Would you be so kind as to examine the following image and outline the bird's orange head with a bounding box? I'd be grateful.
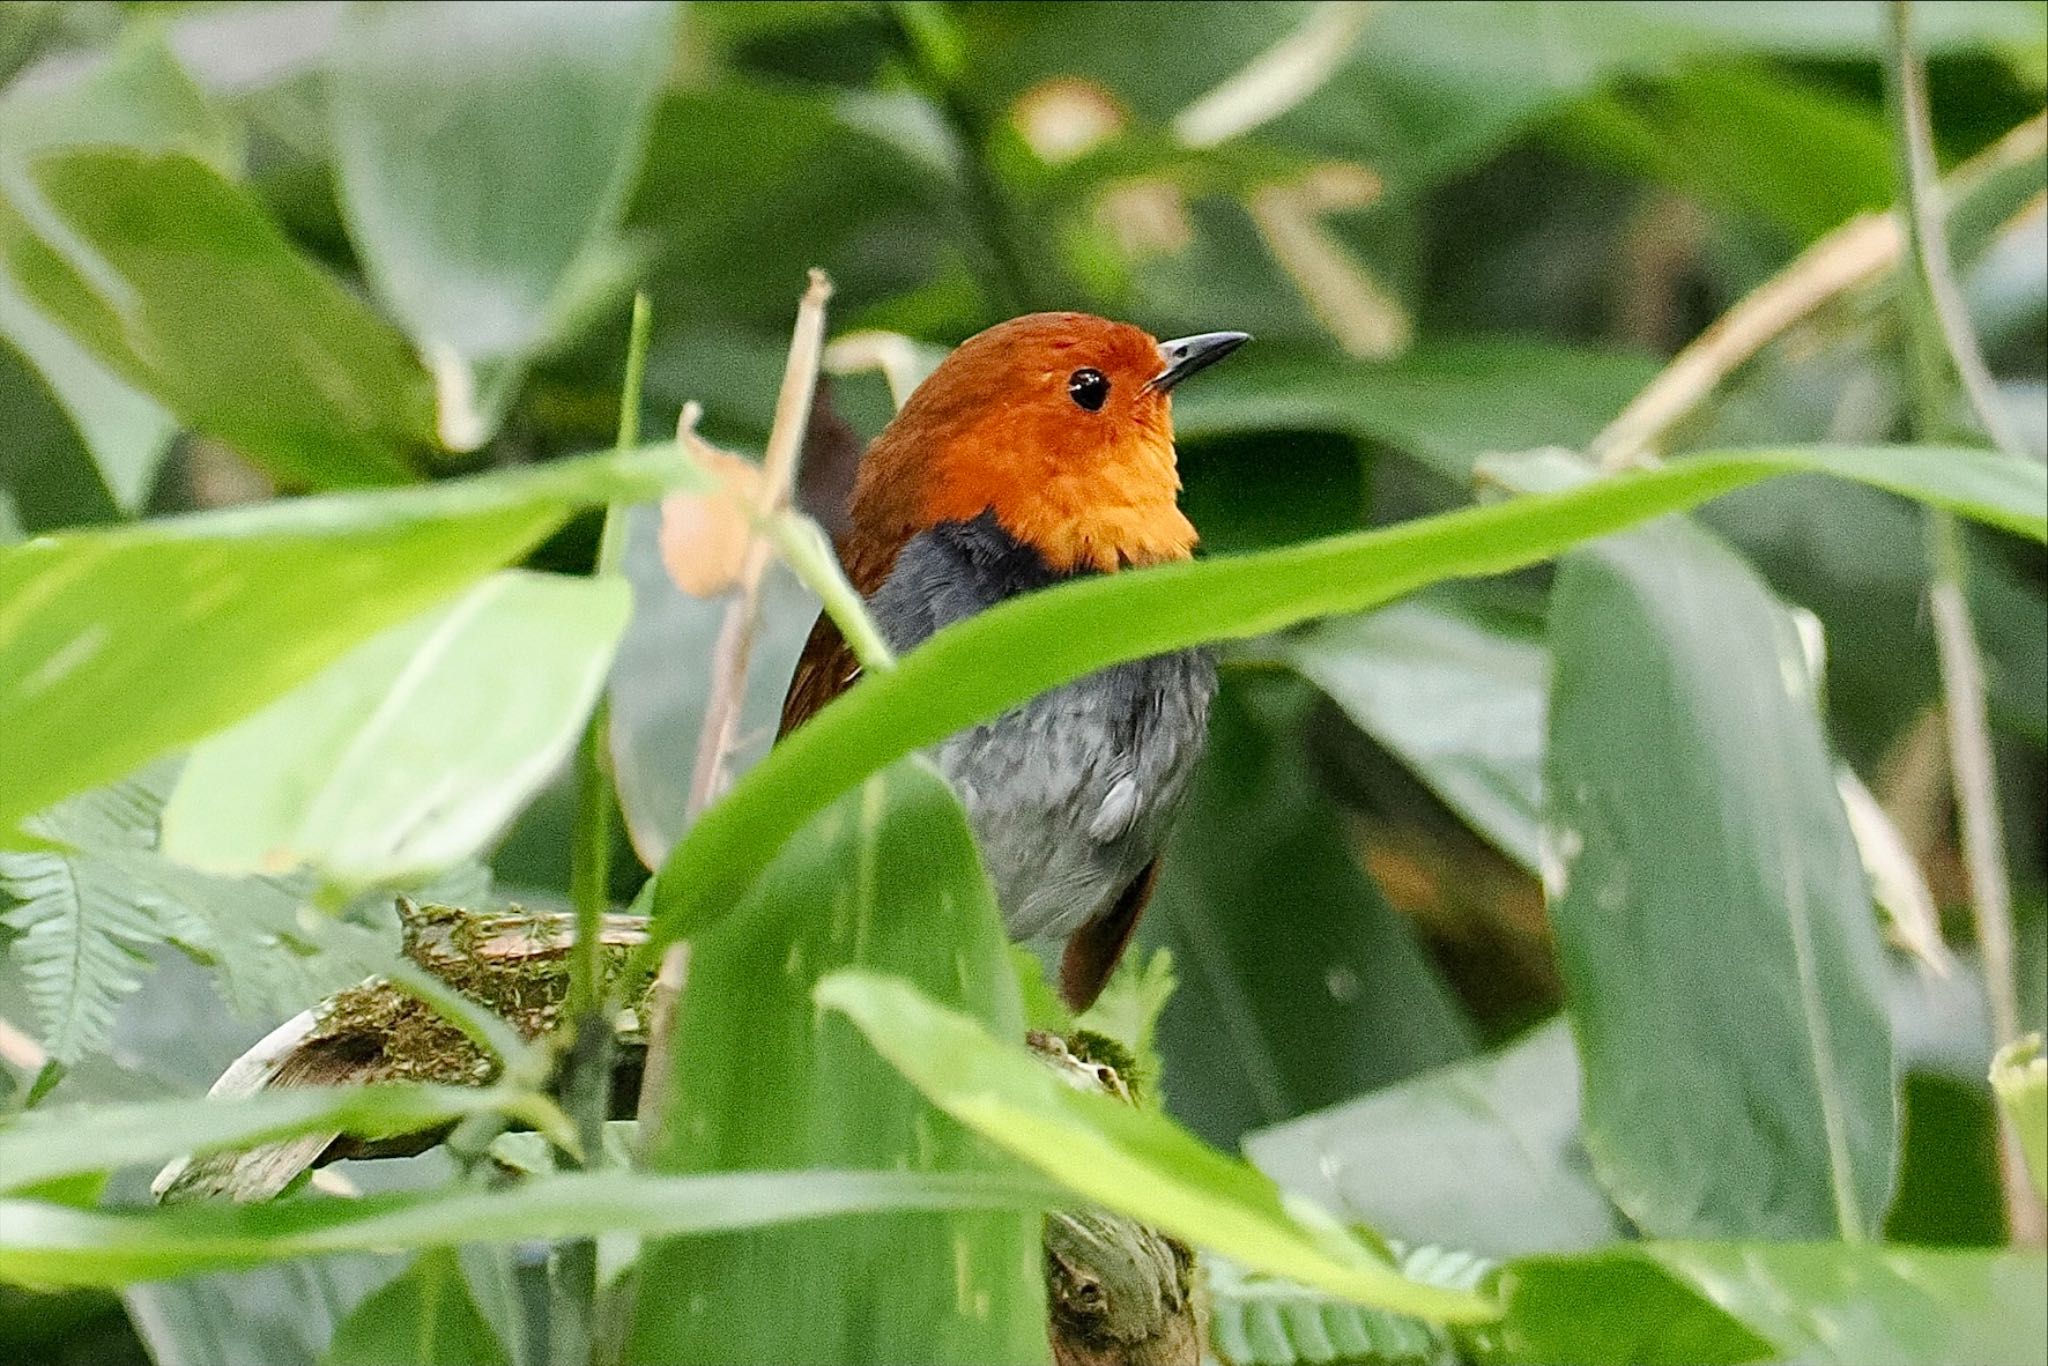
[844,312,1248,583]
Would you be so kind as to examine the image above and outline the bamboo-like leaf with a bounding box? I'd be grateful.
[817,970,1499,1324]
[0,1084,554,1195]
[652,445,2046,946]
[0,1170,1053,1288]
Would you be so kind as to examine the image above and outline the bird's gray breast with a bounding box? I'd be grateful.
[868,512,1216,945]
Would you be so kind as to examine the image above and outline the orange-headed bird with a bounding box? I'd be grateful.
[779,313,1248,1011]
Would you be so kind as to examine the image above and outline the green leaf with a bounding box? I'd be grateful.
[1267,592,1548,872]
[162,570,630,884]
[1173,341,1659,483]
[1991,1033,2047,1197]
[0,1169,1051,1288]
[0,444,691,842]
[629,760,1044,1365]
[1545,521,1895,1240]
[330,1,677,447]
[1245,1020,1625,1261]
[815,970,1498,1324]
[0,148,433,487]
[0,1083,550,1196]
[1496,1242,2048,1366]
[1148,676,1474,1149]
[0,31,233,517]
[325,1248,510,1366]
[652,445,2048,946]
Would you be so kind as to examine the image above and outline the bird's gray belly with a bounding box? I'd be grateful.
[933,649,1214,942]
[867,513,1216,946]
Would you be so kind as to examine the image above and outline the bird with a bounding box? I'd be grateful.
[778,312,1248,1011]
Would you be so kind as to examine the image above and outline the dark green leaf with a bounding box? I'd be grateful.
[629,760,1044,1365]
[1546,521,1895,1239]
[1150,675,1474,1149]
[1173,342,1658,483]
[0,445,692,841]
[1267,593,1548,872]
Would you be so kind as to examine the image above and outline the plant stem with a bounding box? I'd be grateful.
[1885,0,2041,1245]
[564,292,652,1156]
[633,271,835,1151]
[553,294,652,1366]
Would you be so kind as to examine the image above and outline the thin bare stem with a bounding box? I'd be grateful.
[1887,0,2040,1245]
[634,271,835,1148]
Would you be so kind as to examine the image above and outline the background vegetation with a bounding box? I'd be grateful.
[1,2,2045,1363]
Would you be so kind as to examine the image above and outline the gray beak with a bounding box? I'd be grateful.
[1147,330,1251,392]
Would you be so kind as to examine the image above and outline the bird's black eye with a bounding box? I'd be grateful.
[1067,367,1110,412]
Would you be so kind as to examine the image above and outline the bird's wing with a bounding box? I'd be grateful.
[777,611,863,738]
[1059,857,1161,1012]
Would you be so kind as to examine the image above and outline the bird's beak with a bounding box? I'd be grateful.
[1147,330,1251,393]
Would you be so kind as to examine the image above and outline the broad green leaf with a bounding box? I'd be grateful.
[163,571,630,884]
[0,148,433,487]
[0,32,234,517]
[0,444,691,842]
[816,970,1499,1324]
[1173,341,1658,483]
[330,1,677,447]
[1496,1242,2048,1366]
[1266,592,1548,872]
[1245,1020,1626,1261]
[629,760,1043,1365]
[325,1248,510,1366]
[0,1169,1051,1288]
[651,445,2048,946]
[1546,521,1895,1239]
[1149,676,1474,1149]
[0,1083,551,1195]
[1991,1033,2047,1197]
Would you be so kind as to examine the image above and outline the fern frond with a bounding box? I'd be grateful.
[0,768,191,1063]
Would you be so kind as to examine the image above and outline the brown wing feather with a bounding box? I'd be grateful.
[1059,858,1161,1012]
[777,612,863,739]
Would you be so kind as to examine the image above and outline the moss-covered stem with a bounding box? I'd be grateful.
[1886,0,2040,1246]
